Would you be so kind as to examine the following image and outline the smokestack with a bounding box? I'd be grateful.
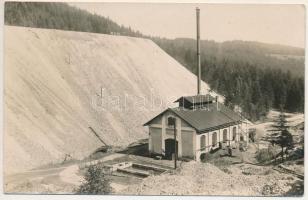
[196,7,201,95]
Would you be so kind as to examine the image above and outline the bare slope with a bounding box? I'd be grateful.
[4,26,216,174]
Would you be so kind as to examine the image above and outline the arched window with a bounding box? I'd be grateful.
[223,129,228,142]
[167,116,175,127]
[200,135,206,150]
[232,127,237,141]
[212,132,217,146]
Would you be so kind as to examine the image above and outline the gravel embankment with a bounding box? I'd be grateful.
[124,161,299,196]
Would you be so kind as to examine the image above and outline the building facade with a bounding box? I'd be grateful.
[144,95,249,161]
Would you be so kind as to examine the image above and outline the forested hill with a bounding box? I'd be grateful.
[153,38,305,120]
[154,38,304,77]
[4,2,143,37]
[5,2,305,121]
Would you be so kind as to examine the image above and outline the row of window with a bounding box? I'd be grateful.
[200,127,237,149]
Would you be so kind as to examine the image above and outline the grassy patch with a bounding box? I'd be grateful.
[256,148,276,163]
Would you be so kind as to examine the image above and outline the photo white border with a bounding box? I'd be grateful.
[0,0,307,200]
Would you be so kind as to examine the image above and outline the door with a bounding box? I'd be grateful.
[165,139,178,160]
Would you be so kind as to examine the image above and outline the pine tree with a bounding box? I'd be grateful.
[262,109,293,162]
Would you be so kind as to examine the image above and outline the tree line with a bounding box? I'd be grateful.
[5,2,143,37]
[5,2,305,121]
[153,38,304,121]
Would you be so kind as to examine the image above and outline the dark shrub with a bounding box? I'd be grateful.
[76,164,112,194]
[256,148,275,163]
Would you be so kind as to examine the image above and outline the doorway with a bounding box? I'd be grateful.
[164,139,178,160]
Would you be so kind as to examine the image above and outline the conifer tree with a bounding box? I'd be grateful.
[262,109,293,162]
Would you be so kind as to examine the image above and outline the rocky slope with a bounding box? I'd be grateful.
[4,26,217,174]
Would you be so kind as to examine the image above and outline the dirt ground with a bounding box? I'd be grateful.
[123,152,302,196]
[4,166,77,194]
[121,139,304,196]
[4,152,168,194]
[5,112,304,195]
[5,143,304,196]
[4,153,127,194]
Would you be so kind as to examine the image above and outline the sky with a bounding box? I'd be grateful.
[69,3,306,48]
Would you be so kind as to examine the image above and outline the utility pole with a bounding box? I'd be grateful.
[171,117,177,169]
[229,126,231,147]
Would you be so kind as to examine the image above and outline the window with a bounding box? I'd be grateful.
[167,116,175,126]
[200,135,206,150]
[212,132,217,146]
[223,129,228,142]
[232,127,237,141]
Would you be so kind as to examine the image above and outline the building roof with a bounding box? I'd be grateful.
[144,102,242,133]
[174,94,215,104]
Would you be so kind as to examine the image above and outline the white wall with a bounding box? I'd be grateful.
[149,127,162,154]
[148,111,195,158]
[195,124,241,161]
[149,113,246,161]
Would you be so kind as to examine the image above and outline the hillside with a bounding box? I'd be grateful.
[4,26,215,174]
[4,2,143,37]
[154,37,305,120]
[154,38,305,77]
[5,2,305,120]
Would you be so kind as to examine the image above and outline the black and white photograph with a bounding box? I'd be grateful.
[2,0,306,197]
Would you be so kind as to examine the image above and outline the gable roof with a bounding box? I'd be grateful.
[174,94,215,104]
[144,102,242,133]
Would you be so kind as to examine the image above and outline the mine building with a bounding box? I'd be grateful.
[144,8,248,161]
[144,94,249,161]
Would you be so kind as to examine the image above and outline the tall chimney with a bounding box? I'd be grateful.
[196,7,201,95]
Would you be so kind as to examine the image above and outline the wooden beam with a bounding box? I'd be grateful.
[89,126,108,146]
